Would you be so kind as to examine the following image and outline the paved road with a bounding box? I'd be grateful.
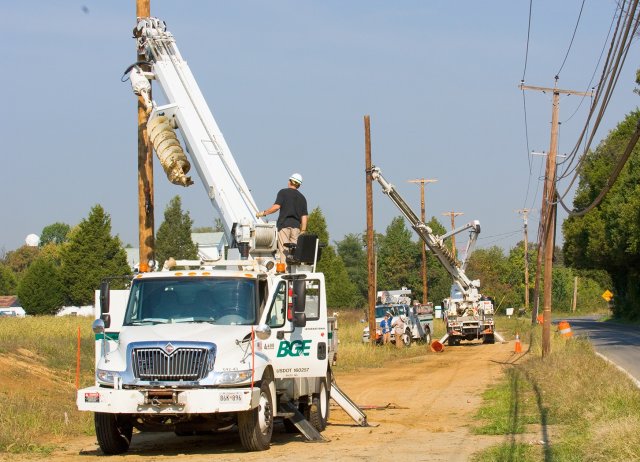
[562,316,640,386]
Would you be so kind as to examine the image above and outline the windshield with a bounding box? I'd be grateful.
[123,277,257,326]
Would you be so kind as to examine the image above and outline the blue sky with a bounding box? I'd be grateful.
[1,1,638,254]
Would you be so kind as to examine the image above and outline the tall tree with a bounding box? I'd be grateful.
[0,264,17,295]
[60,205,131,305]
[563,110,640,319]
[336,233,367,307]
[307,208,359,308]
[17,256,65,315]
[3,245,39,276]
[39,222,71,246]
[156,196,198,266]
[377,217,421,295]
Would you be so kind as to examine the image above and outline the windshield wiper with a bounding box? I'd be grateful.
[130,318,169,325]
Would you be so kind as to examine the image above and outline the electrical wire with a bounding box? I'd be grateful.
[522,0,533,82]
[559,117,640,216]
[556,0,639,199]
[556,0,586,78]
[560,7,618,125]
[520,0,534,208]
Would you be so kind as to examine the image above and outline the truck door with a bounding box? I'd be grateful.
[260,277,327,379]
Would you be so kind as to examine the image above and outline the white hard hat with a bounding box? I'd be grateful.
[289,173,303,185]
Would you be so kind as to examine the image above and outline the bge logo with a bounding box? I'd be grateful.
[277,340,312,357]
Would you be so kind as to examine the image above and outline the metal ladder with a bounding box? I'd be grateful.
[331,382,369,427]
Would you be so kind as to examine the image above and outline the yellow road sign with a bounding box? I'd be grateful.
[602,290,613,302]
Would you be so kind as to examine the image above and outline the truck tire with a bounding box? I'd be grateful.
[94,412,132,455]
[304,376,330,432]
[238,376,274,451]
[483,334,495,344]
[403,329,412,347]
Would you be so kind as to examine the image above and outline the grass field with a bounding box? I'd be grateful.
[1,311,636,460]
[471,322,640,462]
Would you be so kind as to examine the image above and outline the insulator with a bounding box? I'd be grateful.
[147,115,193,187]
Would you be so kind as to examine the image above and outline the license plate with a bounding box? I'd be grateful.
[219,392,242,403]
[85,392,100,403]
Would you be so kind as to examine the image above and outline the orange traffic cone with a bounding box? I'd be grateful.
[514,333,522,353]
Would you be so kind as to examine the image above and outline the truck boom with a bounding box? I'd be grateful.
[370,166,495,345]
[130,18,276,259]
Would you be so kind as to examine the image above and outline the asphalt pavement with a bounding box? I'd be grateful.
[561,315,640,387]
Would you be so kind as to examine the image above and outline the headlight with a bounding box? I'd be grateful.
[97,369,120,385]
[212,370,252,385]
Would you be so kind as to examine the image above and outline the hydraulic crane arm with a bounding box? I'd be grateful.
[370,166,480,299]
[128,18,276,259]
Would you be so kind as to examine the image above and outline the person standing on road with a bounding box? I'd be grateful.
[256,173,308,263]
[392,312,407,348]
[380,312,393,345]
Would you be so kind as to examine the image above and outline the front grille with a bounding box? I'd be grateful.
[132,347,211,381]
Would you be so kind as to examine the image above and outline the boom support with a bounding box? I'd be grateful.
[129,18,277,259]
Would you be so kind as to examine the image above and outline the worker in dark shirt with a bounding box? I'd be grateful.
[256,173,308,263]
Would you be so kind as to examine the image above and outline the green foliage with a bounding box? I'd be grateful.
[563,110,640,319]
[155,196,198,266]
[308,208,359,308]
[16,257,65,315]
[0,264,17,295]
[39,222,71,246]
[3,245,39,277]
[60,205,131,306]
[377,216,421,295]
[335,233,367,307]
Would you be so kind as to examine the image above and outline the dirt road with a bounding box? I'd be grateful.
[5,341,516,462]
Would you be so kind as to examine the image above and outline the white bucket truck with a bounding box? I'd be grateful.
[76,17,363,454]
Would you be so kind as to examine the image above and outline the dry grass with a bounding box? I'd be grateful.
[0,316,95,453]
[332,309,448,371]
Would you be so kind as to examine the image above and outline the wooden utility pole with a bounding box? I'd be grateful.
[408,178,438,304]
[137,0,155,272]
[364,116,377,345]
[516,209,531,312]
[442,211,464,260]
[520,80,592,357]
[572,277,578,312]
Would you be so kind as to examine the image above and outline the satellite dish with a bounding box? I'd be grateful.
[25,234,40,247]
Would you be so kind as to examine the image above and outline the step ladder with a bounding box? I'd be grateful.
[278,401,327,442]
[331,382,369,426]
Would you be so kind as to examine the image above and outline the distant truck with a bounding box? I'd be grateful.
[362,303,433,346]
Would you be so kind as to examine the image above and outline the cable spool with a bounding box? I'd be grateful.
[254,223,278,251]
[147,115,193,186]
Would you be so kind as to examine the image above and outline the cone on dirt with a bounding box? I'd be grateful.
[514,333,522,353]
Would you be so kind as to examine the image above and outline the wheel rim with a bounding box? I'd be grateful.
[319,382,328,420]
[258,390,273,435]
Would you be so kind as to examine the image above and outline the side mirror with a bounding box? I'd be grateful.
[92,318,106,335]
[99,281,110,313]
[255,324,271,340]
[293,280,306,313]
[293,312,307,328]
[101,314,111,329]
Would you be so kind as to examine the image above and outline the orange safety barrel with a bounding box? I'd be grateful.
[558,320,573,338]
[430,340,445,353]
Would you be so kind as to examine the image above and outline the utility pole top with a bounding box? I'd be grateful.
[407,178,438,185]
[519,82,593,98]
[515,208,534,226]
[442,211,464,218]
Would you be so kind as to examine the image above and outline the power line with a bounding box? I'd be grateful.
[556,0,640,196]
[556,0,586,78]
[522,0,534,81]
